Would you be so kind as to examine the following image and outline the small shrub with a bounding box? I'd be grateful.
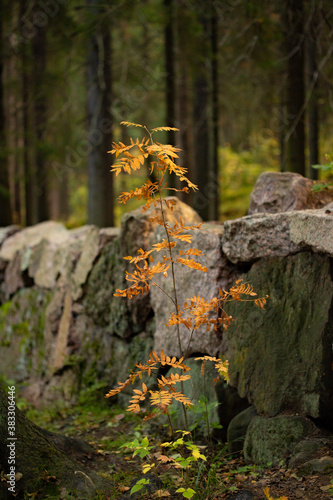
[105,122,268,496]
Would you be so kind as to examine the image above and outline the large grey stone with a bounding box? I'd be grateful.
[101,197,203,340]
[248,171,333,214]
[244,415,316,465]
[300,456,333,473]
[120,196,202,257]
[29,239,59,289]
[289,209,333,256]
[0,288,52,382]
[152,224,225,358]
[222,207,333,264]
[288,438,328,469]
[222,213,300,264]
[0,226,21,247]
[84,237,131,337]
[70,226,100,300]
[0,221,69,261]
[221,252,333,420]
[4,252,25,297]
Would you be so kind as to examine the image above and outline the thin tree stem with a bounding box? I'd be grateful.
[145,126,189,431]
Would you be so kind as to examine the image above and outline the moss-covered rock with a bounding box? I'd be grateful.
[244,415,316,465]
[0,387,113,499]
[84,237,134,337]
[222,252,333,421]
[0,288,51,382]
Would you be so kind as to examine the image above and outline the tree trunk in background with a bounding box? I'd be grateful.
[307,9,319,179]
[32,2,49,222]
[21,0,37,225]
[210,6,219,220]
[177,63,194,206]
[192,3,211,221]
[164,0,177,192]
[282,0,306,175]
[87,0,114,227]
[4,6,21,225]
[0,2,12,226]
[174,3,193,206]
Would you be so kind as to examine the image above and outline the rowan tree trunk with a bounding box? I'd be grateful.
[0,387,112,498]
[87,0,114,227]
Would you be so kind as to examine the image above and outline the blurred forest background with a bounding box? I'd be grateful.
[0,0,333,228]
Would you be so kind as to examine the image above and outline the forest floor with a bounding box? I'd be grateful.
[22,396,333,500]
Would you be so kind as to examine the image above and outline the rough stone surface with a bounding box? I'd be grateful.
[84,237,132,338]
[288,438,328,469]
[0,225,21,247]
[0,288,51,382]
[0,221,69,261]
[289,209,333,256]
[4,252,25,297]
[71,225,100,300]
[221,252,333,420]
[120,196,202,256]
[121,197,203,338]
[98,227,120,249]
[244,416,316,465]
[299,456,333,473]
[29,239,59,289]
[152,224,225,358]
[248,171,333,215]
[0,190,332,442]
[222,213,301,264]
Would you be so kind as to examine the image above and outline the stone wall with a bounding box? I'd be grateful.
[0,173,333,465]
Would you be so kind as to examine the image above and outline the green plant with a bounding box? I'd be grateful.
[312,154,333,192]
[106,121,268,496]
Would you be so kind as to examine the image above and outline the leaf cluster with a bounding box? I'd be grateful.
[107,122,268,435]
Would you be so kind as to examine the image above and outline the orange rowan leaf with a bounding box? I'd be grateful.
[156,454,173,463]
[150,390,173,407]
[177,257,207,272]
[151,126,179,132]
[151,350,160,362]
[121,121,144,128]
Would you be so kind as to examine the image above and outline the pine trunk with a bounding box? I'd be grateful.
[282,0,306,175]
[307,15,319,179]
[0,3,12,226]
[87,0,114,227]
[192,3,211,221]
[32,2,49,222]
[210,6,219,220]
